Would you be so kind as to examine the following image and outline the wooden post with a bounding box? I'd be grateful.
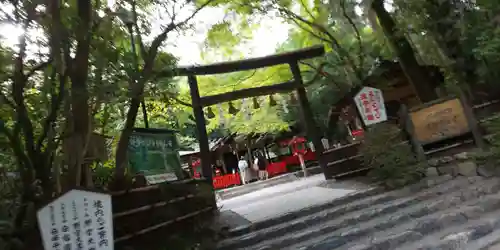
[234,150,240,162]
[289,61,327,177]
[246,136,255,179]
[188,155,194,177]
[188,75,212,181]
[458,94,487,150]
[399,104,426,161]
[298,154,307,177]
[246,136,253,163]
[219,152,228,174]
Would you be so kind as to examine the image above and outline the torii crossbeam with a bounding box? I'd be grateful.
[176,45,327,181]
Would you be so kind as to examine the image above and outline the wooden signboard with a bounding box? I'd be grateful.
[410,98,470,144]
[37,189,114,250]
[127,128,183,184]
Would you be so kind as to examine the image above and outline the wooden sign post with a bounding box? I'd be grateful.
[411,98,470,144]
[402,95,485,160]
[37,189,114,250]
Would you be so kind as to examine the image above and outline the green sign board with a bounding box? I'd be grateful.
[127,128,183,184]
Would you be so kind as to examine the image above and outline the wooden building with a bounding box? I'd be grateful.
[327,60,444,143]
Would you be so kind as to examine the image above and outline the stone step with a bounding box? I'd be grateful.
[247,177,500,250]
[224,185,385,238]
[449,216,500,250]
[392,209,500,250]
[217,175,455,249]
[481,241,500,250]
[335,192,500,250]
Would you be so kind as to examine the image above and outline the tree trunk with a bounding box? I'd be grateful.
[424,0,477,97]
[68,0,92,187]
[371,0,438,103]
[113,97,141,188]
[113,47,162,187]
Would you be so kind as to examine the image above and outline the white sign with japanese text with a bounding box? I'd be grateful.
[37,189,114,250]
[145,172,178,184]
[354,87,387,126]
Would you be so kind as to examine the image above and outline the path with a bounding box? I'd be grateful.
[216,175,500,250]
[215,174,373,234]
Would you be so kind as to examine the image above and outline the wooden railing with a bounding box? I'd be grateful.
[111,179,216,249]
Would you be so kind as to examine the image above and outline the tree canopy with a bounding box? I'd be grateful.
[1,0,500,247]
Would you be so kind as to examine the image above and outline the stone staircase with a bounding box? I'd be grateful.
[216,175,500,250]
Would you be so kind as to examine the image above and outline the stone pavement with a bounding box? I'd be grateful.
[214,174,374,241]
[216,172,300,200]
[218,175,367,221]
[223,186,354,222]
[216,175,500,250]
[216,165,327,201]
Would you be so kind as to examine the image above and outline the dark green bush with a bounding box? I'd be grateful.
[473,115,500,169]
[360,123,426,189]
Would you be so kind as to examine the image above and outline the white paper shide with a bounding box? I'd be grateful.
[354,86,387,126]
[37,190,114,250]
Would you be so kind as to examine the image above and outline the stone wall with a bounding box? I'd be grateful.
[425,151,491,178]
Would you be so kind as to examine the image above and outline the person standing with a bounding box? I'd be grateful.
[261,153,269,180]
[238,156,249,184]
[254,152,268,180]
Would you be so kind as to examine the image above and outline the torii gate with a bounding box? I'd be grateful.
[176,45,327,181]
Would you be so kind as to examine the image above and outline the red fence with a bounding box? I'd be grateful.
[212,173,241,189]
[282,151,317,165]
[211,161,290,190]
[267,161,287,177]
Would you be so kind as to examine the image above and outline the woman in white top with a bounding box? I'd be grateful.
[238,156,249,184]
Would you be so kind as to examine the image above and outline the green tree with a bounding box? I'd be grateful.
[199,0,389,137]
[0,0,214,243]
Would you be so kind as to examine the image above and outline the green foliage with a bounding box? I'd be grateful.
[92,161,115,189]
[2,0,500,247]
[0,171,20,248]
[0,172,19,221]
[0,0,210,244]
[473,116,500,169]
[393,0,500,91]
[361,123,425,188]
[172,64,294,135]
[198,0,399,139]
[204,22,245,57]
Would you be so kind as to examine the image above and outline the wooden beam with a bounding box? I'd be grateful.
[289,61,328,178]
[200,80,299,107]
[187,75,212,181]
[175,45,325,76]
